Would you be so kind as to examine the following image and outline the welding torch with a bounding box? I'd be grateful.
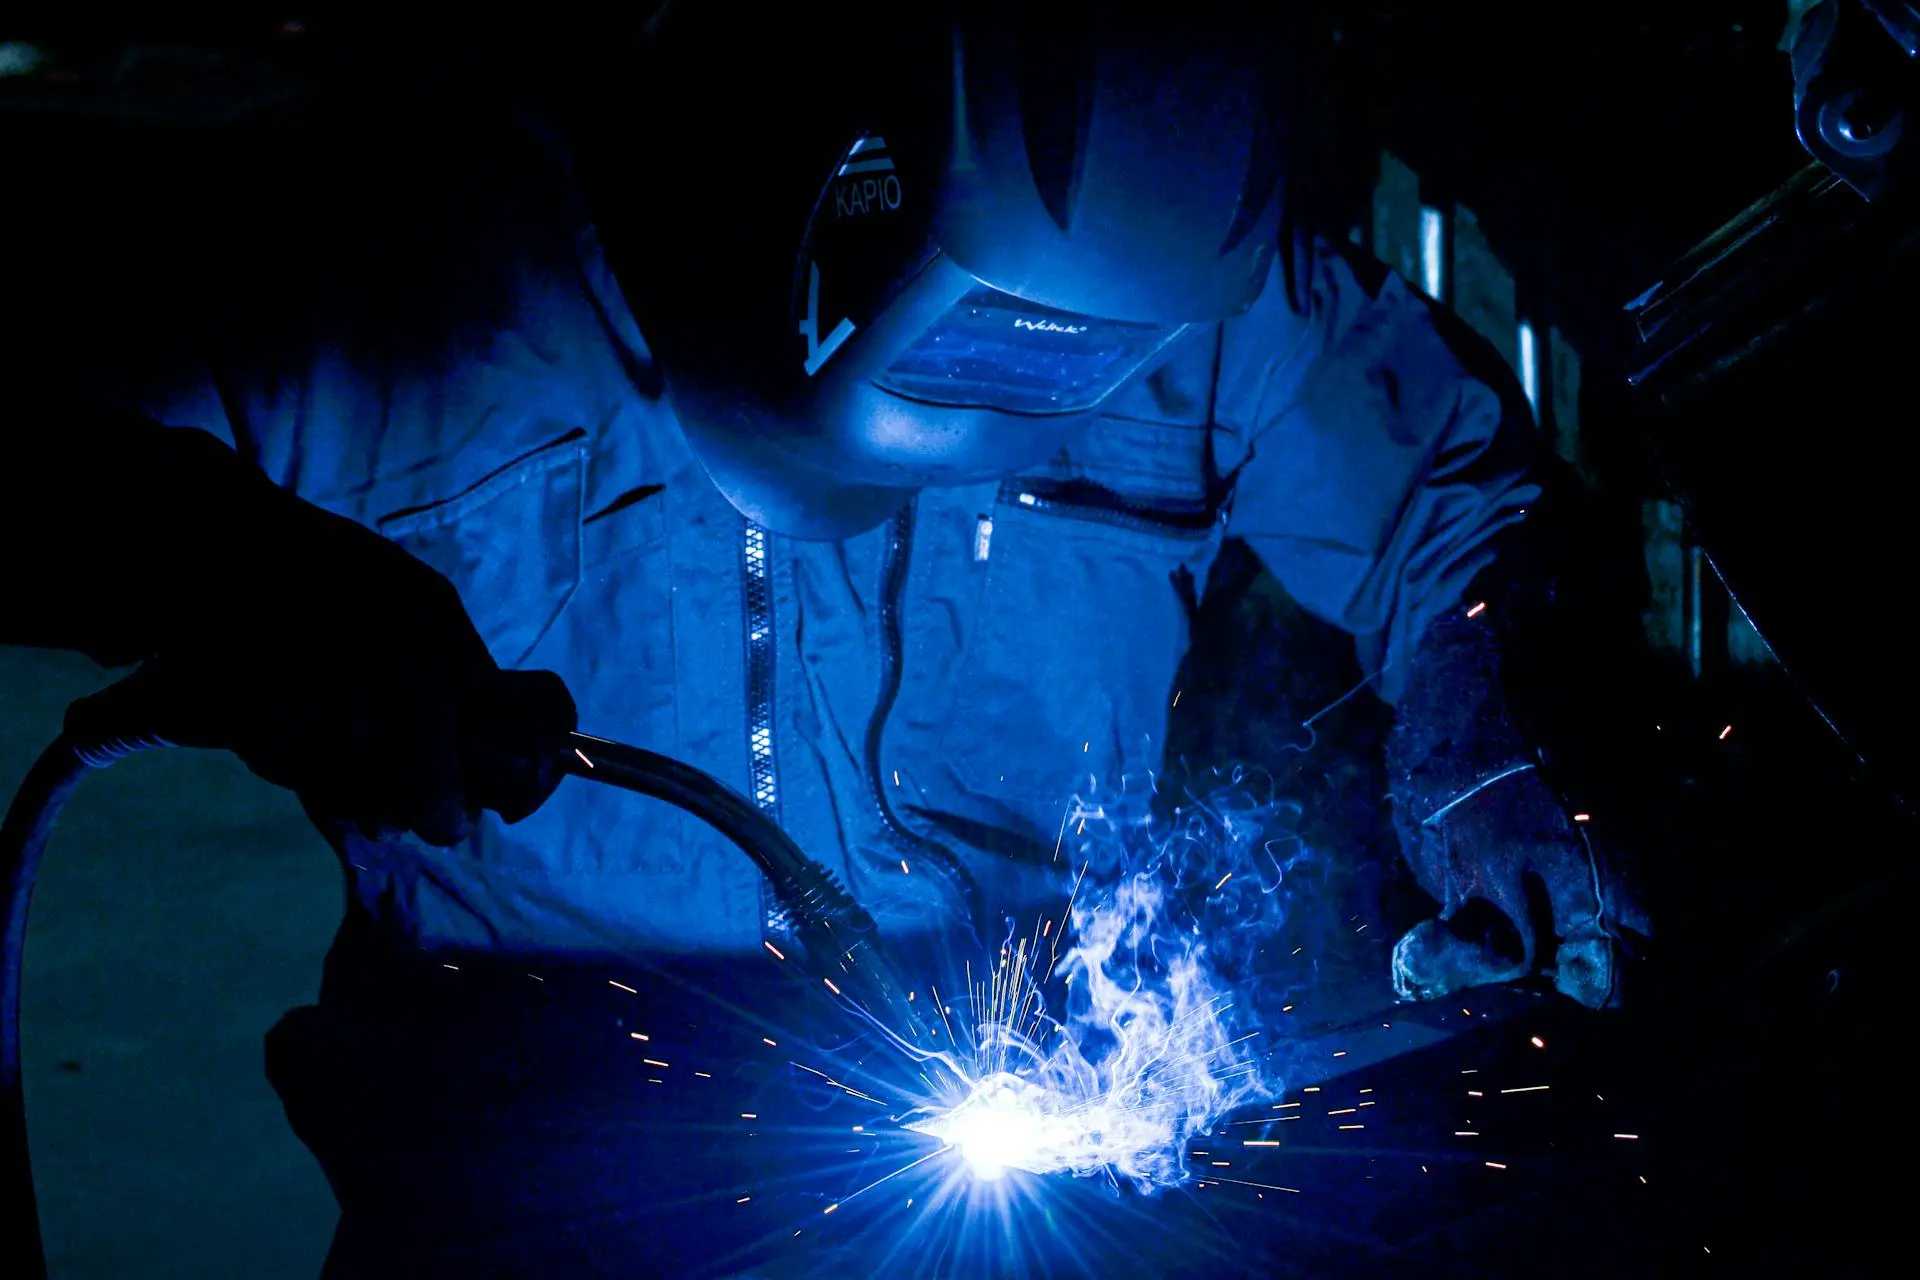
[559,731,942,1050]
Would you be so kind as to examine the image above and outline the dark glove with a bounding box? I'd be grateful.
[1387,574,1651,1010]
[31,405,577,846]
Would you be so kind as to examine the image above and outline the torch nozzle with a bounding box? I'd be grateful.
[561,732,942,1048]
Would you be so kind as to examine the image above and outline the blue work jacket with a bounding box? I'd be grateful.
[146,114,1536,967]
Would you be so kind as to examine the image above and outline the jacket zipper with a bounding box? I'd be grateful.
[1000,477,1223,539]
[867,503,982,933]
[741,519,789,939]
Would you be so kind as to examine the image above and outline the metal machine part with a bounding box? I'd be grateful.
[1627,158,1920,810]
[1793,0,1920,198]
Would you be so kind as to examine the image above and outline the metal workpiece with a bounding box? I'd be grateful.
[561,731,943,1049]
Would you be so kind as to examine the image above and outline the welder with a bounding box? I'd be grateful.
[5,3,1647,1274]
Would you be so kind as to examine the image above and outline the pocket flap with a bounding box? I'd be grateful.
[378,435,585,668]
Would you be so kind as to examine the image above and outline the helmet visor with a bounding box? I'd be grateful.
[872,284,1185,415]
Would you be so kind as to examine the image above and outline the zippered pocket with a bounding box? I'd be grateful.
[995,476,1222,542]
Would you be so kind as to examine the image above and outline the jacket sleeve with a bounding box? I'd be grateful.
[3,397,281,664]
[1217,240,1541,704]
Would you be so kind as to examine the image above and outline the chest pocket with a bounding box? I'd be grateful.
[377,433,587,670]
[934,471,1223,832]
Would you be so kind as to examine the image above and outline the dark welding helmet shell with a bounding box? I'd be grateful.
[930,9,1288,324]
[643,5,1288,542]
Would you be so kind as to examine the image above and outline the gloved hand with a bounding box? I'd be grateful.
[1387,587,1651,1010]
[30,407,577,846]
[1388,762,1648,1009]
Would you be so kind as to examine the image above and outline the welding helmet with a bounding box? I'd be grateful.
[637,4,1291,540]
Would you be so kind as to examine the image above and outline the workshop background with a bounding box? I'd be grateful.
[3,2,1905,1276]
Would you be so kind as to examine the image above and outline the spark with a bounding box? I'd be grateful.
[742,1113,758,1120]
[1210,1161,1231,1167]
[1501,1085,1550,1094]
[1466,600,1488,618]
[695,1071,712,1079]
[1485,1161,1507,1170]
[1337,1124,1364,1130]
[1173,689,1182,707]
[629,1033,650,1042]
[574,747,595,769]
[763,1037,778,1047]
[1332,1051,1347,1058]
[823,1204,838,1215]
[527,973,544,982]
[1530,1036,1546,1048]
[1213,872,1233,891]
[1614,1133,1640,1140]
[1573,813,1591,823]
[1327,1108,1357,1116]
[1358,1088,1372,1094]
[1274,1102,1299,1109]
[642,1058,669,1068]
[764,940,787,961]
[791,1060,888,1106]
[1303,1087,1320,1093]
[900,860,911,874]
[609,980,637,994]
[1455,1131,1480,1137]
[824,978,842,996]
[1243,1140,1280,1147]
[736,1196,751,1204]
[1468,1090,1484,1097]
[1206,1175,1301,1194]
[442,964,459,971]
[1358,1101,1375,1108]
[1719,724,1733,740]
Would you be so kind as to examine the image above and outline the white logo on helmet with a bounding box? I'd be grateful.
[834,136,902,219]
[1013,318,1088,335]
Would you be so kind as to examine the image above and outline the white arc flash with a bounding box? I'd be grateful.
[902,771,1309,1192]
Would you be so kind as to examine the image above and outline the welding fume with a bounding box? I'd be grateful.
[2,4,1654,1276]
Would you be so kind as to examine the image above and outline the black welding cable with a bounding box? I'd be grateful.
[1,736,92,1280]
[2,726,170,1280]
